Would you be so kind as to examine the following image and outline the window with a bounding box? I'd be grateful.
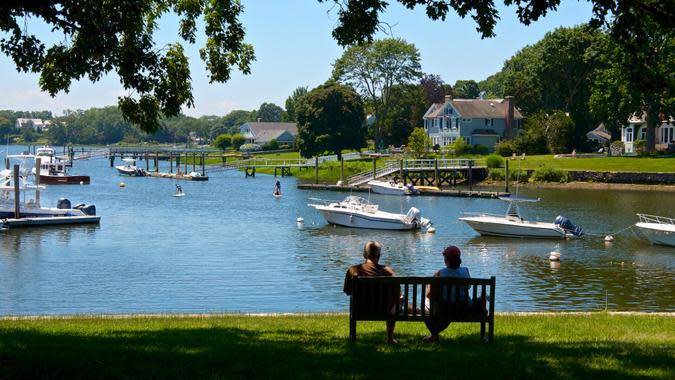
[639,127,647,140]
[625,127,633,143]
[462,118,472,123]
[484,119,493,127]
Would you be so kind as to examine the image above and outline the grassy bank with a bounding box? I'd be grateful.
[506,155,675,172]
[0,313,672,379]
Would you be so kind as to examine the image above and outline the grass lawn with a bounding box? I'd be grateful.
[0,313,672,379]
[511,155,675,173]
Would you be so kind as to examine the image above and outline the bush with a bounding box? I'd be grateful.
[213,134,232,151]
[231,134,247,149]
[634,139,646,156]
[262,139,279,151]
[531,166,569,183]
[486,154,504,168]
[508,168,530,182]
[487,168,505,181]
[453,137,471,156]
[239,143,262,152]
[473,144,489,155]
[495,140,517,157]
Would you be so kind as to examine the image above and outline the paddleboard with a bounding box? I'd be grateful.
[173,193,186,197]
[273,193,281,198]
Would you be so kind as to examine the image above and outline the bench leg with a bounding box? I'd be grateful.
[349,317,356,342]
[480,320,486,343]
[488,318,494,344]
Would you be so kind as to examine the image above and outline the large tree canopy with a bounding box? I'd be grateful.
[296,81,366,159]
[332,38,421,148]
[0,0,255,133]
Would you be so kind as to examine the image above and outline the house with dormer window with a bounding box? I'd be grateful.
[422,95,523,151]
[621,114,675,153]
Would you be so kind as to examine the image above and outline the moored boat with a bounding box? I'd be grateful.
[116,158,146,176]
[367,180,417,195]
[308,195,431,230]
[32,146,90,184]
[459,196,583,239]
[635,214,675,247]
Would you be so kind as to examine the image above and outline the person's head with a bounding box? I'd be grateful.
[442,245,462,269]
[363,240,382,262]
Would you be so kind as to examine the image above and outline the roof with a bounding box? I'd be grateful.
[628,112,675,124]
[254,129,295,144]
[451,99,523,119]
[587,123,611,140]
[243,122,298,136]
[423,99,523,120]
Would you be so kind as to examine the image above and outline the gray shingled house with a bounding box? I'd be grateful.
[240,122,298,146]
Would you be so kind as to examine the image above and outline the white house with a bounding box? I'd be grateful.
[422,95,523,151]
[15,118,50,132]
[621,114,675,153]
[240,122,298,145]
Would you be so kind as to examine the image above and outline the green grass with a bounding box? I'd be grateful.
[514,155,675,173]
[0,313,672,379]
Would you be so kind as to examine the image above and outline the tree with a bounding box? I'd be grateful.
[382,84,426,146]
[420,74,453,107]
[1,1,255,133]
[230,134,246,149]
[332,38,421,148]
[407,127,430,158]
[0,116,12,140]
[296,81,366,159]
[214,134,232,151]
[255,103,283,122]
[545,112,576,154]
[283,87,308,122]
[453,80,480,99]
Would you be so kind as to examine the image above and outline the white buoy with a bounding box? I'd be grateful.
[427,227,436,233]
[296,217,304,223]
[119,182,126,188]
[549,251,561,261]
[604,235,614,242]
[79,181,84,185]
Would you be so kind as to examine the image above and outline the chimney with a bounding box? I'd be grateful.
[444,94,453,102]
[504,96,514,139]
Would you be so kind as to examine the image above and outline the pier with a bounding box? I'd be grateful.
[297,183,507,198]
[109,147,216,181]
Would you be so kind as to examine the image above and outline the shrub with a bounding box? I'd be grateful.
[486,154,504,168]
[486,168,505,181]
[495,140,517,157]
[214,134,232,151]
[473,144,488,155]
[508,168,530,182]
[453,137,470,156]
[531,166,569,183]
[262,139,279,151]
[239,143,262,152]
[634,139,646,156]
[231,134,247,149]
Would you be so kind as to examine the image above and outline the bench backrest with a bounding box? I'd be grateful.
[350,276,495,322]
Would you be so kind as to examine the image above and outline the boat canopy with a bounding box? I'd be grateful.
[342,195,372,205]
[122,158,136,164]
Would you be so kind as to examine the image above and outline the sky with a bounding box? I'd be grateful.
[0,0,595,117]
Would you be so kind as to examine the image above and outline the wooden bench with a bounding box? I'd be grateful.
[349,276,495,343]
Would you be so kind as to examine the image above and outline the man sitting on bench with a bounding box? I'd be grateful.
[423,245,471,343]
[344,240,399,344]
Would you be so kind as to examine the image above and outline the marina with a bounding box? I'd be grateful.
[0,145,673,316]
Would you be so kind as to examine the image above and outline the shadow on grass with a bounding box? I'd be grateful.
[0,327,670,379]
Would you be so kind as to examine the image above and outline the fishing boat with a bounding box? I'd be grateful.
[115,158,146,176]
[634,214,675,247]
[459,196,583,239]
[0,168,99,222]
[32,146,90,184]
[367,180,417,195]
[308,195,432,231]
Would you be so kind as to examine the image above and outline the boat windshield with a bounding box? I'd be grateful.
[341,196,372,206]
[498,196,540,203]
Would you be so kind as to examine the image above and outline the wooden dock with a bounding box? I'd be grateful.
[2,215,101,228]
[145,172,209,181]
[297,184,508,198]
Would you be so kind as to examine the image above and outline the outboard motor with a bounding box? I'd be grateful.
[74,204,96,216]
[57,198,71,209]
[554,215,583,237]
[404,207,422,225]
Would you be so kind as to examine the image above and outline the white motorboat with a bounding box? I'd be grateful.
[635,214,675,247]
[116,158,146,176]
[32,146,90,184]
[308,195,432,230]
[459,196,583,239]
[367,180,417,195]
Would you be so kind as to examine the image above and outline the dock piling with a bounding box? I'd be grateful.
[314,156,319,184]
[35,158,41,207]
[13,165,20,219]
[340,157,344,184]
[505,160,509,193]
[468,160,473,191]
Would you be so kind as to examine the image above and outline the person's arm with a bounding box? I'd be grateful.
[343,268,354,295]
[427,271,440,298]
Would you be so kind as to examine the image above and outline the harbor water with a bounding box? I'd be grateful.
[1,146,673,315]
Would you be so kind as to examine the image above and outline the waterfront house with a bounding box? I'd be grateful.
[422,95,523,151]
[240,122,298,146]
[586,123,612,146]
[15,118,50,132]
[621,114,675,153]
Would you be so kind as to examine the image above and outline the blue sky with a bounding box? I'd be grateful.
[0,0,594,116]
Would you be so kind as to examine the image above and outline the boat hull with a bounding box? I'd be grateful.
[635,223,675,247]
[368,181,410,195]
[459,216,565,238]
[116,166,145,176]
[314,207,416,230]
[38,174,90,184]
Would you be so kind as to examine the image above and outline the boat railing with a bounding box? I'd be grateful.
[637,214,675,225]
[460,211,505,218]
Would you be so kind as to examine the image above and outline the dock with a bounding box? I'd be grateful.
[145,172,209,181]
[297,184,508,198]
[2,215,101,228]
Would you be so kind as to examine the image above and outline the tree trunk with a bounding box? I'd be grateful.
[645,103,658,153]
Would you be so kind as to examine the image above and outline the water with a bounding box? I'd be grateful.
[1,146,673,315]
